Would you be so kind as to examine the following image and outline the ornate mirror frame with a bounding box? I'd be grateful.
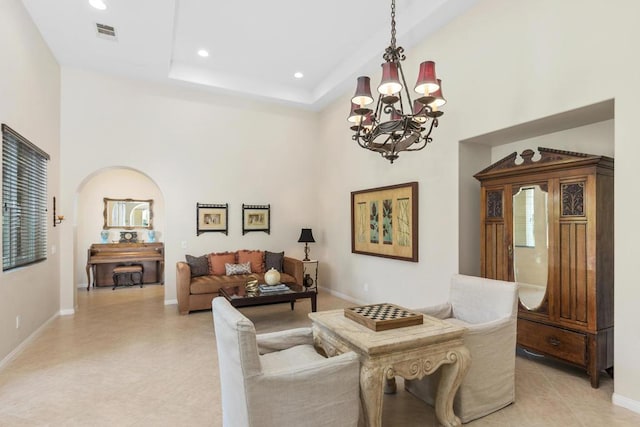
[103,198,154,230]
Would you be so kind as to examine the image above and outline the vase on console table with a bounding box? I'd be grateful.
[147,230,156,243]
[100,230,109,244]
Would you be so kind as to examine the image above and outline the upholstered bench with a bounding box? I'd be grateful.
[112,265,143,290]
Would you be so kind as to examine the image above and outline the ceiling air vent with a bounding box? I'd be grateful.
[95,23,117,40]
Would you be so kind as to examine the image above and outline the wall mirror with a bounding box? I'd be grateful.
[512,184,548,310]
[103,198,153,229]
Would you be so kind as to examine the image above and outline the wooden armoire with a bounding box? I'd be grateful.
[474,147,614,388]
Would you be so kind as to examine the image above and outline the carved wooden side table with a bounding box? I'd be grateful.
[309,309,470,427]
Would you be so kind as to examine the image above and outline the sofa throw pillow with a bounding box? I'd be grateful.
[237,250,265,273]
[208,252,237,275]
[265,251,284,272]
[225,262,252,276]
[185,254,209,277]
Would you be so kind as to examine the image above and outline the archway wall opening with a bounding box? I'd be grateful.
[74,167,165,290]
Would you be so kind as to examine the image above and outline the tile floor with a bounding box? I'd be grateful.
[0,285,639,426]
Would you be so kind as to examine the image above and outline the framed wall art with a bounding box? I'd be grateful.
[242,204,270,235]
[351,182,418,262]
[196,203,228,236]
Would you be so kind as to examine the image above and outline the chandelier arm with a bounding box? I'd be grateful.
[406,119,438,151]
[405,139,429,152]
[373,96,383,123]
[353,128,369,149]
[397,61,414,110]
[396,92,405,115]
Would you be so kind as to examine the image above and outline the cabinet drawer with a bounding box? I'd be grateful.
[518,319,586,366]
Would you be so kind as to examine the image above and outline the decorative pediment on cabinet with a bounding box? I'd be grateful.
[474,147,613,180]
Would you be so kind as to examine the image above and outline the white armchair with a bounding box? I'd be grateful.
[212,297,361,427]
[405,274,518,423]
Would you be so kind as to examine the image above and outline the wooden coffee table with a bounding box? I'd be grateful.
[219,284,317,312]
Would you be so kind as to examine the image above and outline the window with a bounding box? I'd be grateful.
[2,124,50,271]
[513,187,535,248]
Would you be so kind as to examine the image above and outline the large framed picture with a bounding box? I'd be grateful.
[351,182,418,262]
[196,203,228,236]
[242,204,270,235]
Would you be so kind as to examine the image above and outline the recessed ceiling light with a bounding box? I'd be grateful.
[89,0,107,11]
[197,49,209,58]
[294,72,304,79]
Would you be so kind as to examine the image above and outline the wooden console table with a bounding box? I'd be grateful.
[309,309,470,427]
[86,243,164,290]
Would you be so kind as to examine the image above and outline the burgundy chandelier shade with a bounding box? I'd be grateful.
[348,0,447,164]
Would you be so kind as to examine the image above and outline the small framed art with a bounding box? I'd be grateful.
[242,204,270,235]
[196,203,228,236]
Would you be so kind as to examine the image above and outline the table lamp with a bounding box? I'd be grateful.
[297,228,315,261]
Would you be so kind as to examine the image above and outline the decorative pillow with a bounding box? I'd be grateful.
[225,262,252,276]
[185,254,209,277]
[208,252,237,275]
[237,250,265,273]
[265,251,284,272]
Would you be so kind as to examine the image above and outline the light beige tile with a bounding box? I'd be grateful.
[0,286,638,426]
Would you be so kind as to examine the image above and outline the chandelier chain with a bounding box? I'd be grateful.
[390,0,396,49]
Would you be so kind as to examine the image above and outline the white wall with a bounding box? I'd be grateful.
[317,0,639,409]
[75,168,165,287]
[491,120,614,161]
[0,0,61,362]
[59,69,320,306]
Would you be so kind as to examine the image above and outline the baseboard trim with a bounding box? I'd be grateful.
[320,287,366,306]
[613,393,640,414]
[164,298,178,306]
[59,308,75,316]
[0,312,59,371]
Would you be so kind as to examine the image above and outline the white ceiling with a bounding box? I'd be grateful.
[21,0,476,110]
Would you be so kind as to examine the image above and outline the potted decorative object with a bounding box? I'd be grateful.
[100,230,109,244]
[245,278,258,293]
[264,268,281,285]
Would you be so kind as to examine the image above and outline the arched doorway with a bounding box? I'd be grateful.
[73,167,165,301]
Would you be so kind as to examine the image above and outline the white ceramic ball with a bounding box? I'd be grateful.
[264,268,281,285]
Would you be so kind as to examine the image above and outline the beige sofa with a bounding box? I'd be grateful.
[176,255,303,314]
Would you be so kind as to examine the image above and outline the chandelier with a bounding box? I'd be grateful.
[348,0,446,164]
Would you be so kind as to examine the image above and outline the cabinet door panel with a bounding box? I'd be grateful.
[481,187,510,281]
[559,222,588,325]
[483,223,509,280]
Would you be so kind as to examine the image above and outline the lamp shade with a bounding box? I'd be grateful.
[348,102,363,130]
[412,100,427,123]
[378,62,402,95]
[298,228,315,243]
[352,76,374,108]
[428,79,447,108]
[414,61,440,95]
[361,112,373,131]
[390,109,403,121]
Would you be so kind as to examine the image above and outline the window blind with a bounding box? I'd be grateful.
[2,124,50,271]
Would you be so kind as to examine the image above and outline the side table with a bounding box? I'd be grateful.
[302,259,319,292]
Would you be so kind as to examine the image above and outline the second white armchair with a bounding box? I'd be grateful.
[405,274,519,423]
